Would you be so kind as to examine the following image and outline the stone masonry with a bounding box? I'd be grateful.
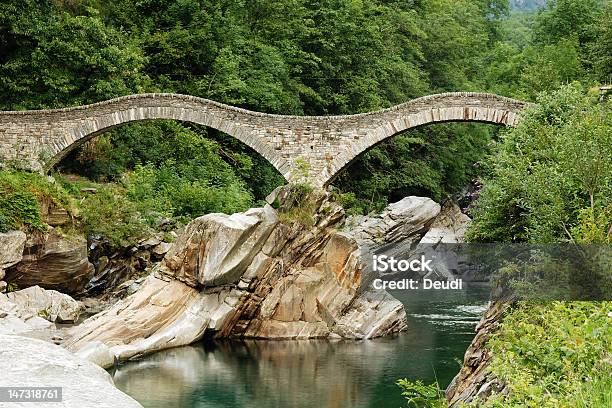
[0,92,527,187]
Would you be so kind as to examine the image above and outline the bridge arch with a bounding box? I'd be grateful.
[46,96,287,172]
[0,92,528,187]
[322,92,527,186]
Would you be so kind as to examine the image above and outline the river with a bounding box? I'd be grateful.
[109,284,489,408]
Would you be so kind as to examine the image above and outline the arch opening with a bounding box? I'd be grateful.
[330,120,509,214]
[54,119,285,223]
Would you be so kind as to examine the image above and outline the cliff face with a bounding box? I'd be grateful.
[65,187,408,367]
[445,302,510,407]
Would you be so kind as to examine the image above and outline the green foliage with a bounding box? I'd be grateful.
[336,123,494,214]
[533,0,602,48]
[572,205,612,244]
[124,161,253,223]
[0,171,76,232]
[0,0,149,110]
[2,0,609,217]
[5,282,19,293]
[80,184,151,248]
[591,2,612,81]
[0,212,9,233]
[479,302,612,408]
[493,246,612,301]
[468,85,612,243]
[482,0,610,99]
[333,191,364,216]
[2,0,518,213]
[59,120,281,204]
[396,378,448,408]
[0,192,46,232]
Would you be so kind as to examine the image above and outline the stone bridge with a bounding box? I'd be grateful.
[0,92,527,187]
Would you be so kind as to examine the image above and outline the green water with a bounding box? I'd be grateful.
[110,284,489,408]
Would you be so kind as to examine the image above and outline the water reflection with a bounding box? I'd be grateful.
[112,338,406,408]
[111,285,489,408]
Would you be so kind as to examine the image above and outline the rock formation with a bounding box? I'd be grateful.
[85,233,174,297]
[0,335,142,408]
[345,198,471,281]
[0,230,26,292]
[0,285,82,339]
[445,302,510,407]
[65,188,408,368]
[419,201,471,244]
[4,228,94,295]
[344,196,441,246]
[6,285,82,323]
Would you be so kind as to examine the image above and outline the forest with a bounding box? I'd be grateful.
[0,1,611,407]
[1,1,610,228]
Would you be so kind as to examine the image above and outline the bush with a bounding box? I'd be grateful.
[124,161,253,223]
[333,191,364,216]
[0,191,46,232]
[468,85,612,243]
[80,185,151,247]
[480,302,612,408]
[0,171,76,232]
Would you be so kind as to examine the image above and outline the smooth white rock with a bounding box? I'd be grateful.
[0,334,142,408]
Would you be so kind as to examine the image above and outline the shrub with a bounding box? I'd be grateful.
[80,185,151,247]
[468,85,612,243]
[0,171,76,232]
[124,161,253,223]
[396,379,447,408]
[481,302,612,408]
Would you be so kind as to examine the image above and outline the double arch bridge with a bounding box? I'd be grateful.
[0,92,527,187]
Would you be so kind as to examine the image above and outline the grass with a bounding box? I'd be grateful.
[276,183,319,228]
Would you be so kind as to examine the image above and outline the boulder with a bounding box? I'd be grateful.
[0,335,142,408]
[0,230,27,273]
[345,196,441,246]
[419,201,471,244]
[162,206,279,287]
[152,242,172,257]
[409,201,472,280]
[66,275,241,368]
[7,285,82,323]
[5,229,94,295]
[0,285,83,339]
[240,231,406,339]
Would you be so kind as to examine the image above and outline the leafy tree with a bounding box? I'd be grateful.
[0,0,149,110]
[468,84,612,243]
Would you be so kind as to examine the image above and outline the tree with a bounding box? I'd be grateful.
[0,1,149,110]
[468,84,612,243]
